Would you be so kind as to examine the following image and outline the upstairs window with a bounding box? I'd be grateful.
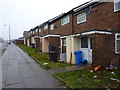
[36,28,38,32]
[44,24,48,30]
[50,24,55,30]
[114,0,120,12]
[39,28,41,32]
[115,33,120,54]
[77,12,86,24]
[61,15,70,26]
[33,31,35,34]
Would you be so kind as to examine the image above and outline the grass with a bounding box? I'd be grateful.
[17,44,69,69]
[52,68,120,88]
[17,45,120,88]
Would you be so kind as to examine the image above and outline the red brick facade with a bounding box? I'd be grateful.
[73,2,119,34]
[15,40,24,45]
[23,2,120,67]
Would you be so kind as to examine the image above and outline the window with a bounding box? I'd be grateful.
[114,0,120,12]
[62,38,66,46]
[61,15,70,26]
[77,12,86,24]
[44,24,48,30]
[81,37,88,48]
[115,33,120,54]
[50,24,55,30]
[36,28,38,32]
[39,28,41,32]
[33,31,35,34]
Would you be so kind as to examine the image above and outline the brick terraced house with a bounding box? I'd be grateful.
[23,0,120,67]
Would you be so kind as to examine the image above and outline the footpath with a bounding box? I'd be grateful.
[1,44,60,88]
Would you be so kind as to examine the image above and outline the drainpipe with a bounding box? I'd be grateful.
[47,23,50,52]
[69,11,74,64]
[71,11,74,34]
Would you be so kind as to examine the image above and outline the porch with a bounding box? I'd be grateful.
[60,29,113,66]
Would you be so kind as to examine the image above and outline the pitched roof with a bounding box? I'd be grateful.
[23,31,29,35]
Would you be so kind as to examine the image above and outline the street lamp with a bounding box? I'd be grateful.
[4,25,11,44]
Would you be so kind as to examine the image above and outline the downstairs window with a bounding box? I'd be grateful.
[115,33,120,54]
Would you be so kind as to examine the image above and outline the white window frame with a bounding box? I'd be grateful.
[115,33,120,54]
[36,28,38,32]
[39,28,41,32]
[61,15,70,26]
[114,0,120,12]
[44,24,48,30]
[50,24,55,30]
[33,31,35,34]
[77,12,86,24]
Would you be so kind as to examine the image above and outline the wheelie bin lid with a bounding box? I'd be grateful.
[49,51,56,54]
[74,51,82,54]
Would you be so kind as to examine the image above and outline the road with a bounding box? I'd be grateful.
[1,44,60,88]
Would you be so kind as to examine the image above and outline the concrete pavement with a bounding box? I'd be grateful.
[1,44,60,88]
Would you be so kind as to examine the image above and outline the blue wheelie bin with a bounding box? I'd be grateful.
[74,51,82,65]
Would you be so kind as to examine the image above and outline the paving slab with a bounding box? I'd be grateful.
[23,76,45,88]
[5,70,23,85]
[5,83,25,88]
[48,64,91,74]
[21,69,36,79]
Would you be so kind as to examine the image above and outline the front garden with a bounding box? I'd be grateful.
[17,44,70,69]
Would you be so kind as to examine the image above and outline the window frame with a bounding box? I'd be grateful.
[61,15,70,26]
[50,24,55,30]
[39,28,41,32]
[33,31,35,34]
[31,31,32,34]
[81,37,88,48]
[44,24,48,30]
[77,12,87,24]
[114,0,120,12]
[115,33,120,54]
[36,28,38,32]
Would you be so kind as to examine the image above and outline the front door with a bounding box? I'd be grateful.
[80,36,92,64]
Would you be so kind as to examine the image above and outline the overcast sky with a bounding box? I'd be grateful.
[0,0,90,40]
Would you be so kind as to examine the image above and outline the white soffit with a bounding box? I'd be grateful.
[60,30,112,38]
[82,31,112,35]
[43,35,61,38]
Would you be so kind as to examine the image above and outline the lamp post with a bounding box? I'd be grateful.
[4,25,11,44]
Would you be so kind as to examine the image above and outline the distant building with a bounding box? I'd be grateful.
[14,37,24,45]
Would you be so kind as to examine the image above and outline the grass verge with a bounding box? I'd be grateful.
[17,44,69,69]
[52,68,120,88]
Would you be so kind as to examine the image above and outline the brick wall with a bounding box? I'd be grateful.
[49,14,73,35]
[92,33,120,67]
[73,2,119,34]
[15,40,24,45]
